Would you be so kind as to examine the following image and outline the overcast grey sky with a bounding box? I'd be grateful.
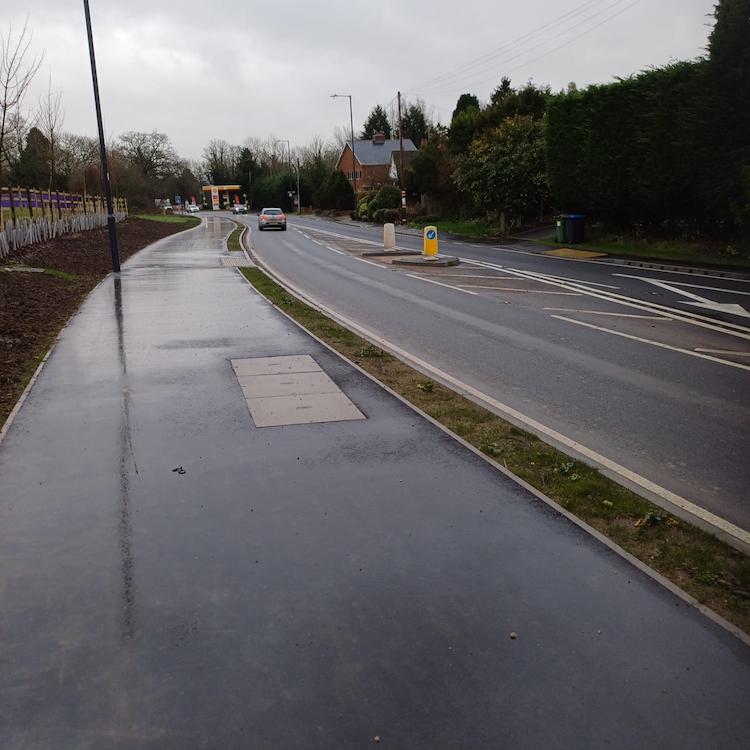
[6,0,714,160]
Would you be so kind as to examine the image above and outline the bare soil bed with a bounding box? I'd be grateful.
[0,217,197,426]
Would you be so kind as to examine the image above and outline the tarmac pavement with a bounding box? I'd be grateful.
[1,216,748,749]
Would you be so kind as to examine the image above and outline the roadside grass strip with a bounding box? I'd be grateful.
[240,266,750,635]
[227,221,244,251]
[133,213,201,226]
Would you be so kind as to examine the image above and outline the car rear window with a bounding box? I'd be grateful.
[264,209,282,215]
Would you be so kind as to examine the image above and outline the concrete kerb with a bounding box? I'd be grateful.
[232,258,750,647]
[240,226,750,560]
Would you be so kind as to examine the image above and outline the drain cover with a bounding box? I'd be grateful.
[231,355,365,427]
[221,256,255,267]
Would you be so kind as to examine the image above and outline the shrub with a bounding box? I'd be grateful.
[367,197,380,220]
[358,202,369,220]
[375,184,401,209]
[316,170,355,210]
[372,208,400,224]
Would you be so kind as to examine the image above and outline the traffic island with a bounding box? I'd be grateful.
[361,249,420,258]
[390,224,460,266]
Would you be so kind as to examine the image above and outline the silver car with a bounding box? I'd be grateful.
[258,208,287,231]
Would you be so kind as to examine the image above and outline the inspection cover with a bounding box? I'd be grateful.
[231,355,365,427]
[220,256,255,267]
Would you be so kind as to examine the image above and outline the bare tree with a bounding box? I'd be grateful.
[118,131,178,182]
[331,125,352,152]
[299,135,337,171]
[0,19,43,184]
[37,74,64,191]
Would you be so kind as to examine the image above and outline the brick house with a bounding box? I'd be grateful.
[336,132,418,193]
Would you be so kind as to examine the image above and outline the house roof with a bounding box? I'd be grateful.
[338,138,418,167]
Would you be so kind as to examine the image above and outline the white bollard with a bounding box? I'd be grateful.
[383,223,396,250]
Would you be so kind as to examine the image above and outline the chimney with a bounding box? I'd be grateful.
[372,132,386,145]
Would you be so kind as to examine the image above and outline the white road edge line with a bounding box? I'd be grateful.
[543,308,671,320]
[695,348,750,356]
[482,262,750,340]
[613,274,750,297]
[550,314,750,373]
[405,273,479,295]
[532,272,621,289]
[459,286,583,295]
[241,237,750,553]
[355,257,386,269]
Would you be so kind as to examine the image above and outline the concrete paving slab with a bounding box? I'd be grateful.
[237,370,340,398]
[0,217,748,749]
[246,391,366,427]
[231,354,321,376]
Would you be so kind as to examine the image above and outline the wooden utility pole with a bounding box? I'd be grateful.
[397,91,405,192]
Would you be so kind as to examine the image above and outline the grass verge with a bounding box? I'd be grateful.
[227,221,244,251]
[133,213,201,226]
[241,265,750,634]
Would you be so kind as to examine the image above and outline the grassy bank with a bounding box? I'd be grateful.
[240,265,750,635]
[227,221,244,251]
[133,213,201,226]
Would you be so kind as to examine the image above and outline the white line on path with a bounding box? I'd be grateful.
[405,274,479,295]
[550,314,750,373]
[543,308,670,320]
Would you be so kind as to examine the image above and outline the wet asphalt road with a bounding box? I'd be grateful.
[241,214,750,533]
[1,217,749,749]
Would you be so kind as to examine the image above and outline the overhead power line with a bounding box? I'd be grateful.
[424,0,640,96]
[411,0,611,92]
[418,0,629,94]
[411,0,640,98]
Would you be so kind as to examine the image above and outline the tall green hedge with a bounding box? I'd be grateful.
[546,61,721,225]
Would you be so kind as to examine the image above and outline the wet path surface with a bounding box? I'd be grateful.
[1,218,748,749]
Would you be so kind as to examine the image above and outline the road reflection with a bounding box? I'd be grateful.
[114,275,137,641]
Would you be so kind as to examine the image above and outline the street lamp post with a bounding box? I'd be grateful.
[331,94,356,194]
[295,158,301,215]
[82,0,119,273]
